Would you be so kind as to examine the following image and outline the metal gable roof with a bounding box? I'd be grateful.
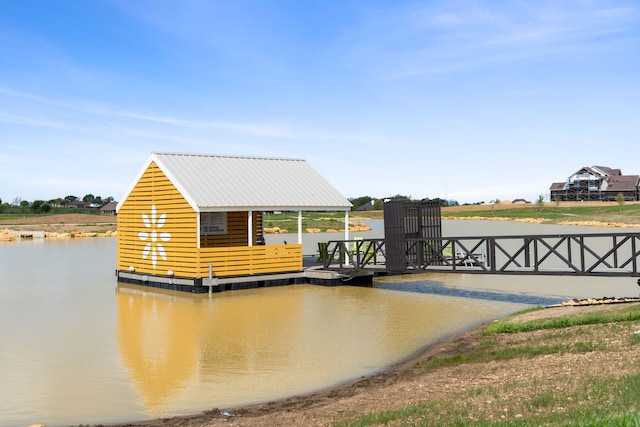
[149,152,352,212]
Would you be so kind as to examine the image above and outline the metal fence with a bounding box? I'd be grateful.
[323,232,640,277]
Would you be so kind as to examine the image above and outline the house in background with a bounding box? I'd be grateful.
[550,166,640,202]
[115,152,352,292]
[99,202,118,215]
[66,200,91,209]
[355,200,375,211]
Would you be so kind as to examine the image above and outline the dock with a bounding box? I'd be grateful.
[115,256,374,293]
[117,230,640,293]
[322,231,640,278]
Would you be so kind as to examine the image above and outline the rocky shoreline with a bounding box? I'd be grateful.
[0,228,117,242]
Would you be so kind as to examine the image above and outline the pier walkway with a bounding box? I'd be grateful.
[322,232,640,277]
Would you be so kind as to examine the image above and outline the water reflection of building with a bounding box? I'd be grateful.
[117,286,203,409]
[116,284,305,412]
[115,281,522,417]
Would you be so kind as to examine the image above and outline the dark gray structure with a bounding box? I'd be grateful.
[383,200,442,272]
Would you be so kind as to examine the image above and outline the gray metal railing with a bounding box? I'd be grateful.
[323,232,640,277]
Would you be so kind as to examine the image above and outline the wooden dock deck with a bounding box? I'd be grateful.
[116,255,374,293]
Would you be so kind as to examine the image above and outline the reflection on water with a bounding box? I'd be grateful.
[116,283,526,419]
[376,271,637,302]
[375,277,565,306]
[1,220,637,426]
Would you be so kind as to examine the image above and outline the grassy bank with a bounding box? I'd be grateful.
[441,202,640,225]
[263,210,383,233]
[338,303,640,426]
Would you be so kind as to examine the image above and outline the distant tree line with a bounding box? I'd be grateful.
[348,195,460,211]
[0,194,115,215]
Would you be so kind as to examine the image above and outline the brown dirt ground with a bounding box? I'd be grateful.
[110,301,640,427]
[0,213,116,234]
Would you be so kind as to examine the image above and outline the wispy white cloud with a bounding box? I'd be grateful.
[0,88,76,109]
[0,87,390,146]
[0,112,77,130]
[346,1,639,78]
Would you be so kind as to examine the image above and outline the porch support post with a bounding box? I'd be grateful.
[248,210,253,246]
[298,210,303,244]
[344,210,349,241]
[196,212,201,247]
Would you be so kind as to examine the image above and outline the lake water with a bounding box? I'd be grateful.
[0,220,637,426]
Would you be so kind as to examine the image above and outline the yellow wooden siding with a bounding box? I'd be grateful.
[117,162,301,280]
[198,244,303,277]
[117,162,199,277]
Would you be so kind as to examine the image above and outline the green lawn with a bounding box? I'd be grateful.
[441,203,640,223]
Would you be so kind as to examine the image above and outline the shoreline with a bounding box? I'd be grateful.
[3,215,638,244]
[3,204,640,243]
[107,299,640,427]
[0,228,117,242]
[107,319,500,427]
[444,215,640,228]
[0,214,118,242]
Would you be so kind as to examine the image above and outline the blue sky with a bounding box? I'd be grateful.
[1,0,638,205]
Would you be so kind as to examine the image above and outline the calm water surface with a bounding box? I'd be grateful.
[0,220,636,426]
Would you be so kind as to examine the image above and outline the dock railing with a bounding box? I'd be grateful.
[324,232,640,277]
[324,239,386,270]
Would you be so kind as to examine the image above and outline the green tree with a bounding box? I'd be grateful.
[536,194,545,212]
[387,194,412,202]
[615,192,626,211]
[30,200,44,213]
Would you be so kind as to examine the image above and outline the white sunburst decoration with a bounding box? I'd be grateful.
[138,205,171,269]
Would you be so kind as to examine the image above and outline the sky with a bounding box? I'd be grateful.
[1,0,638,205]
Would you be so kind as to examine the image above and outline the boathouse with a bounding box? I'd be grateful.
[116,152,352,291]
